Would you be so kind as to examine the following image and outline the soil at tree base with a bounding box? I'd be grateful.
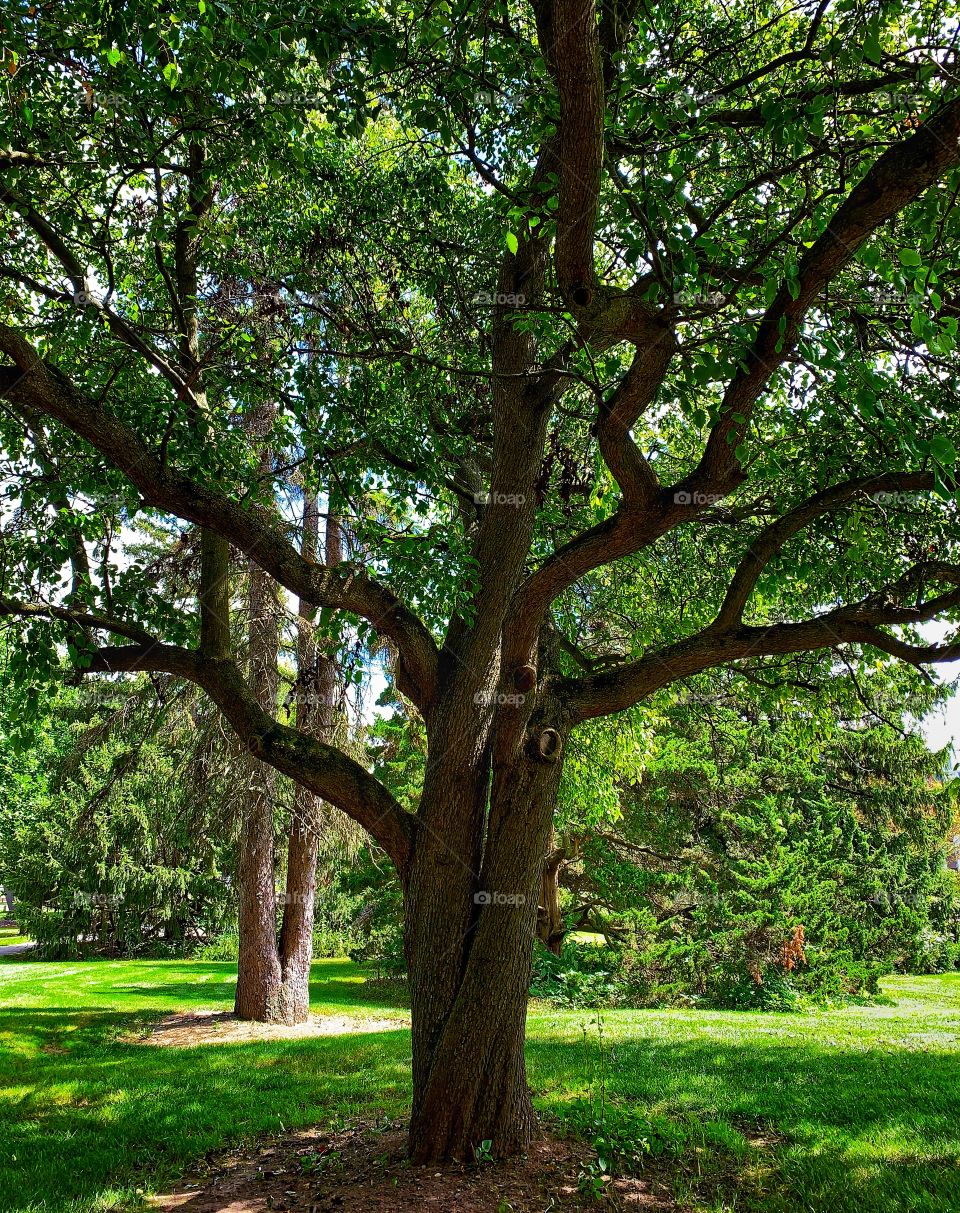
[150,1119,677,1212]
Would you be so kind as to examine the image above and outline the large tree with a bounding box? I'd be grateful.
[3,0,960,1162]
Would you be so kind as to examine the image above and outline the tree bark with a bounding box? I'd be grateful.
[234,502,284,1020]
[276,499,342,1022]
[537,835,566,955]
[405,746,563,1162]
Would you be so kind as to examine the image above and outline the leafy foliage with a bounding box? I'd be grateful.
[541,669,960,1006]
[0,674,236,956]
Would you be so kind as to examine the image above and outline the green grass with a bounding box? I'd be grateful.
[529,976,960,1212]
[0,925,31,947]
[1,957,959,1213]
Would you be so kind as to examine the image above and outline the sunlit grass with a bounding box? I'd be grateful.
[1,955,958,1212]
[0,925,32,948]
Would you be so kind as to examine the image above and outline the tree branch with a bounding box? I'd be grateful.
[714,471,943,628]
[693,93,960,495]
[0,183,203,407]
[553,0,604,300]
[0,597,159,646]
[78,640,415,871]
[563,568,960,722]
[0,326,441,713]
[509,94,960,654]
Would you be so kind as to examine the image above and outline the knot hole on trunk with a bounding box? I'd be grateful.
[535,728,562,762]
[513,663,537,693]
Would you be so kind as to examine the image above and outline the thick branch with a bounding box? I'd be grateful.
[694,94,960,493]
[553,0,604,298]
[0,597,158,646]
[510,94,960,651]
[81,641,415,871]
[563,571,960,721]
[714,471,942,628]
[0,327,440,712]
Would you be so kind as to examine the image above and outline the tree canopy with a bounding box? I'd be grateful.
[4,0,960,1161]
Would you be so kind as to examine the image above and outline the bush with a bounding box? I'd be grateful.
[900,927,960,975]
[193,931,240,961]
[530,939,623,1008]
[707,969,806,1012]
[347,921,406,980]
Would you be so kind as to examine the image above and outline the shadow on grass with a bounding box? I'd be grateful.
[0,1006,412,1213]
[4,992,960,1213]
[101,974,408,1014]
[529,1033,960,1213]
[0,955,408,1014]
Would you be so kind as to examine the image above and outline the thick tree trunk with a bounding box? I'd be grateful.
[235,524,284,1020]
[276,824,317,1022]
[234,747,284,1019]
[405,746,563,1162]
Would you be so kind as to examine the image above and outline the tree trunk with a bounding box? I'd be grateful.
[405,746,563,1162]
[235,405,286,1021]
[234,530,284,1020]
[275,500,342,1023]
[537,835,566,955]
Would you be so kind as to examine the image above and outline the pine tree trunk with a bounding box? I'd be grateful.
[235,411,285,1022]
[276,500,342,1023]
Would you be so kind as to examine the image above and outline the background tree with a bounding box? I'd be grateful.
[0,671,236,956]
[540,663,960,1003]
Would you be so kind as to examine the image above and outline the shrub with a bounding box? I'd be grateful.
[530,939,622,1008]
[193,931,240,962]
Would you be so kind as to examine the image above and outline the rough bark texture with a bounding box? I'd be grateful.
[234,484,345,1025]
[405,748,564,1162]
[234,477,285,1021]
[276,501,342,1023]
[537,835,566,956]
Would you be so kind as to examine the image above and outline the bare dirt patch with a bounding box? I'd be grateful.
[133,1009,408,1048]
[150,1120,677,1212]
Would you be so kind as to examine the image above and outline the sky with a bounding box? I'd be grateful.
[923,689,960,763]
[922,673,960,768]
[916,622,960,769]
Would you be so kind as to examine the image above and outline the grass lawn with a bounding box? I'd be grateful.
[1,957,958,1213]
[0,925,32,948]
